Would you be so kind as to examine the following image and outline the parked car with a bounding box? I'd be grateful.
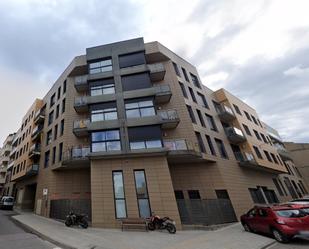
[241,204,309,243]
[0,196,14,210]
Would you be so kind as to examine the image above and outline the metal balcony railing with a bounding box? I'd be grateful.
[74,96,88,106]
[154,84,171,94]
[163,139,198,152]
[75,75,88,86]
[63,146,90,161]
[234,151,256,163]
[225,127,245,137]
[73,119,90,129]
[157,109,179,121]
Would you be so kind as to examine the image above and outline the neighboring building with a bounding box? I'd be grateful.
[266,125,308,199]
[0,133,15,196]
[8,38,290,228]
[284,142,309,190]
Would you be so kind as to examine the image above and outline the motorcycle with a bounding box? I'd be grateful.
[147,213,176,234]
[65,211,88,229]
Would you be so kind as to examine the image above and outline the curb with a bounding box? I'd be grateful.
[260,241,277,249]
[10,215,76,249]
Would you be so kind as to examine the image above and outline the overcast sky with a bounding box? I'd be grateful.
[0,0,309,145]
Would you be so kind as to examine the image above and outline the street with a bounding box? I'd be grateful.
[0,210,59,249]
[268,238,309,249]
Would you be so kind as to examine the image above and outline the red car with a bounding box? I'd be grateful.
[241,204,309,243]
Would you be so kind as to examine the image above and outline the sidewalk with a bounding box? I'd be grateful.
[12,213,275,249]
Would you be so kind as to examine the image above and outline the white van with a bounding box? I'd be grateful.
[0,196,14,210]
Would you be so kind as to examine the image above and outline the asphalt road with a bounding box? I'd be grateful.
[0,210,60,249]
[267,238,309,249]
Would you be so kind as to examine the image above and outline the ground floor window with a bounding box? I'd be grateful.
[112,171,127,219]
[134,170,151,218]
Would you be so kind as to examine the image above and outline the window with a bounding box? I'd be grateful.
[174,190,184,199]
[278,179,288,196]
[273,178,284,196]
[271,153,279,164]
[243,124,251,136]
[56,105,60,119]
[188,190,201,199]
[179,82,188,98]
[60,119,64,136]
[119,52,145,68]
[44,150,50,168]
[46,130,52,145]
[205,114,217,131]
[172,62,180,76]
[205,135,216,155]
[54,124,58,140]
[264,150,272,162]
[195,132,206,153]
[188,87,197,103]
[186,105,196,123]
[62,98,66,113]
[197,92,209,108]
[50,94,55,107]
[233,104,242,115]
[89,58,112,74]
[57,86,61,100]
[121,72,151,91]
[125,98,155,118]
[216,190,230,199]
[196,109,205,127]
[90,78,115,96]
[244,111,252,121]
[181,67,189,81]
[260,133,268,143]
[128,126,162,150]
[91,130,121,152]
[249,188,266,204]
[190,73,201,88]
[215,138,228,159]
[251,115,258,125]
[91,102,118,122]
[257,119,263,127]
[63,80,67,94]
[263,187,279,203]
[134,170,151,218]
[48,111,54,126]
[113,171,127,218]
[52,147,56,164]
[253,146,263,159]
[59,142,63,162]
[253,130,261,140]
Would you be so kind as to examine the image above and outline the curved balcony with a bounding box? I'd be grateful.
[54,146,90,170]
[31,125,43,141]
[224,127,246,144]
[148,63,166,82]
[29,143,41,159]
[34,109,45,124]
[217,105,236,122]
[74,75,88,92]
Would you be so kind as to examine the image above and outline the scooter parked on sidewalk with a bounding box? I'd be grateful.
[65,211,88,229]
[147,212,176,234]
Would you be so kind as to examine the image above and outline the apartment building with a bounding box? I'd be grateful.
[284,142,309,189]
[0,133,15,196]
[9,38,290,228]
[266,125,308,199]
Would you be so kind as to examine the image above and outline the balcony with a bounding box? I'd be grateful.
[9,146,17,158]
[3,145,12,154]
[225,127,246,144]
[25,164,39,177]
[274,144,292,161]
[0,166,6,173]
[73,119,90,137]
[28,143,41,159]
[148,63,166,82]
[163,139,215,163]
[34,109,45,124]
[236,152,284,174]
[31,126,43,141]
[217,105,236,122]
[55,146,90,170]
[74,96,89,113]
[74,75,88,92]
[154,84,172,103]
[158,109,180,129]
[7,160,14,170]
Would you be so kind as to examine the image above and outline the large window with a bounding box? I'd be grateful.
[190,73,201,88]
[253,146,263,159]
[46,130,52,145]
[90,78,115,96]
[254,130,261,140]
[197,92,209,108]
[205,135,216,155]
[128,126,162,150]
[89,58,112,74]
[172,62,180,76]
[134,170,151,218]
[181,67,189,81]
[186,105,196,123]
[119,52,145,68]
[48,111,54,125]
[125,98,155,118]
[196,109,205,127]
[112,171,127,219]
[121,72,151,91]
[188,87,197,103]
[91,102,117,122]
[179,82,188,98]
[195,132,206,153]
[215,138,228,159]
[91,130,121,152]
[44,150,50,168]
[243,124,251,136]
[205,114,217,131]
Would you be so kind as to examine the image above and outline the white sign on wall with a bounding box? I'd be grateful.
[43,188,48,196]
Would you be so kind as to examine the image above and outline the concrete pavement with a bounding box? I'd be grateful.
[0,210,58,249]
[266,237,309,249]
[12,213,276,249]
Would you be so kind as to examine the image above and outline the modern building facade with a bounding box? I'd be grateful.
[0,133,15,196]
[284,142,309,189]
[6,38,298,228]
[266,125,308,199]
